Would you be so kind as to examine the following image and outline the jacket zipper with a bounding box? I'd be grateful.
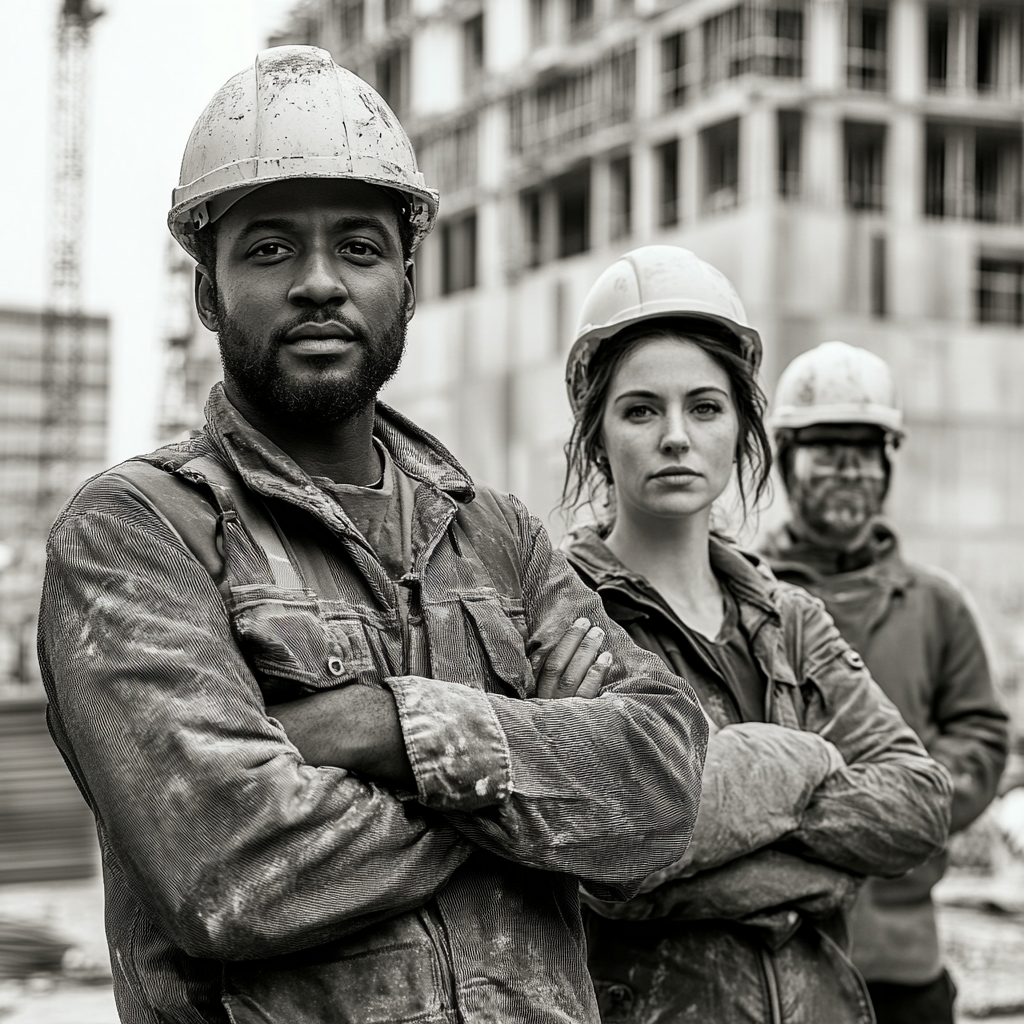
[759,946,783,1024]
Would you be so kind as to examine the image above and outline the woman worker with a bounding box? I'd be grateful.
[561,246,953,1024]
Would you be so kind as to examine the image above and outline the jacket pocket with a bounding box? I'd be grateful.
[221,913,451,1024]
[230,594,374,702]
[460,593,532,698]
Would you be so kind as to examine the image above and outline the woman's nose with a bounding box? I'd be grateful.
[660,413,690,453]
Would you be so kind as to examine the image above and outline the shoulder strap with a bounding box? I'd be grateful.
[180,455,305,591]
[121,452,305,592]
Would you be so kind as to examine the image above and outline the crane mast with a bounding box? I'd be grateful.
[39,0,102,517]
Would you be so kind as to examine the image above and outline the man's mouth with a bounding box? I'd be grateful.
[283,321,356,355]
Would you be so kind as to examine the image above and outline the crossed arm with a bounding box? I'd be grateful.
[269,616,613,789]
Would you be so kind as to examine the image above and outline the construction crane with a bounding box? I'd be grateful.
[38,0,103,518]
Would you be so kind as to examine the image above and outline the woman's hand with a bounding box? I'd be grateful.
[535,617,613,699]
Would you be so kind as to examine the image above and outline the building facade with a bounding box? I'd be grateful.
[0,306,109,688]
[273,0,1024,708]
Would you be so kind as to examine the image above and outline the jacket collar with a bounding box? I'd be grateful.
[563,524,781,631]
[761,517,911,591]
[202,382,476,510]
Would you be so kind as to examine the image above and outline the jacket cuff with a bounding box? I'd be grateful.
[385,676,512,811]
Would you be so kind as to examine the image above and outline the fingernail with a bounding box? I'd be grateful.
[597,651,613,666]
[587,626,605,640]
[574,617,589,629]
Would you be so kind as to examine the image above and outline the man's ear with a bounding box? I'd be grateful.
[403,258,417,324]
[195,265,219,332]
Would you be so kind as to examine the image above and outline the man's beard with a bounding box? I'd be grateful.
[215,298,407,426]
[790,479,885,550]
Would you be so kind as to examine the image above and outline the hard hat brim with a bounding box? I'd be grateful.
[565,310,762,416]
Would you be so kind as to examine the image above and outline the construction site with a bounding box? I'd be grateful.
[1,0,1024,1020]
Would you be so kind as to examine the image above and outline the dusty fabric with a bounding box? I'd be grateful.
[565,526,953,1024]
[761,519,1008,984]
[37,385,708,1024]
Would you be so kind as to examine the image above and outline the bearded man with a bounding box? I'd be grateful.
[759,341,1008,1024]
[37,48,707,1024]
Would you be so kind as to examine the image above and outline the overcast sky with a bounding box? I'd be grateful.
[0,0,299,462]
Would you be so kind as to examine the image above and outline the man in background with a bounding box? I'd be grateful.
[760,340,1008,1024]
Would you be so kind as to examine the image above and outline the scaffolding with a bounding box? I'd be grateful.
[38,0,103,519]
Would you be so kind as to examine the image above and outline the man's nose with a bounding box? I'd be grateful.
[288,250,349,306]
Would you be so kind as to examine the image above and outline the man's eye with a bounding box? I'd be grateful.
[250,242,291,258]
[342,240,380,258]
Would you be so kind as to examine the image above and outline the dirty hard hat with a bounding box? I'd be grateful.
[770,341,904,439]
[168,46,438,257]
[565,246,761,415]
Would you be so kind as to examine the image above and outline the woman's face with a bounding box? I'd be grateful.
[599,336,740,522]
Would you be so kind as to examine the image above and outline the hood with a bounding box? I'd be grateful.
[760,517,905,585]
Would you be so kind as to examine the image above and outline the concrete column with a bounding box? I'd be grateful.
[632,140,656,242]
[892,0,925,102]
[634,26,657,120]
[889,111,921,224]
[803,103,842,210]
[681,132,699,226]
[743,101,775,207]
[591,157,611,250]
[808,0,843,92]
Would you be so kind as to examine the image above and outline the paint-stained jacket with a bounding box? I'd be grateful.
[37,385,707,1024]
[564,526,953,1024]
[760,520,1008,985]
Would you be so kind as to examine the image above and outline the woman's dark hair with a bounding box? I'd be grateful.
[561,317,773,521]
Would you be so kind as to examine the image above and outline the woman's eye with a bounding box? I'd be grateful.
[693,401,722,417]
[625,404,655,420]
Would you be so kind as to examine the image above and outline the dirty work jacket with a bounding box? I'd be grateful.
[37,386,707,1024]
[564,526,953,1024]
[760,520,1008,985]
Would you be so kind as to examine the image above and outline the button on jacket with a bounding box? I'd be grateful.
[565,526,953,1024]
[38,386,707,1024]
[760,520,1008,986]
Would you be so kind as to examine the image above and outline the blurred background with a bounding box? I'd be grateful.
[1,0,1023,1019]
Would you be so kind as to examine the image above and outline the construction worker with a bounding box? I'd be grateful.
[760,340,1009,1024]
[561,247,953,1024]
[36,49,708,1023]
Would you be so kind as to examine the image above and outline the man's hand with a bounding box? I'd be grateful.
[270,686,415,791]
[535,617,612,699]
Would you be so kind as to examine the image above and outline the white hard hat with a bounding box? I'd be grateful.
[168,46,438,257]
[566,246,761,414]
[770,341,903,436]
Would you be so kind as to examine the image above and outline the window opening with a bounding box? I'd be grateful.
[384,0,408,24]
[441,212,478,295]
[338,0,365,45]
[703,119,740,214]
[778,109,802,198]
[975,129,1022,223]
[702,2,804,88]
[657,140,680,227]
[556,167,591,258]
[978,256,1024,324]
[376,44,410,119]
[463,15,485,90]
[870,235,887,317]
[847,5,888,91]
[609,154,632,239]
[926,8,948,91]
[844,121,886,211]
[522,191,543,268]
[569,0,595,39]
[661,31,689,110]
